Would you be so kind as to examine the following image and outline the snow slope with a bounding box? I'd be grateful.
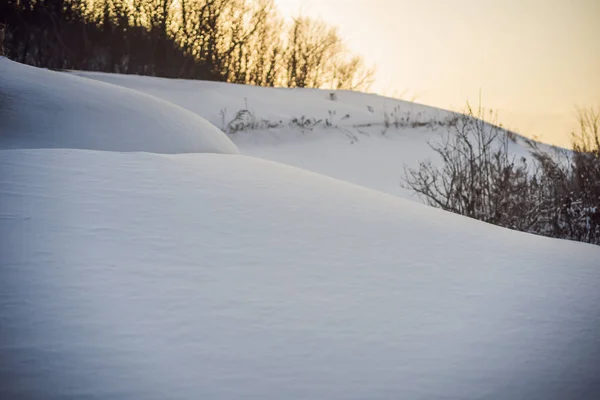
[2,60,599,399]
[69,70,451,129]
[71,70,541,199]
[2,149,600,400]
[0,57,238,154]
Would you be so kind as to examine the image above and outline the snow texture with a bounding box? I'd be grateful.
[70,69,450,129]
[0,57,238,154]
[1,61,599,400]
[71,69,548,200]
[1,149,600,399]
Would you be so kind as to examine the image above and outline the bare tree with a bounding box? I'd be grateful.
[528,106,600,243]
[330,55,375,91]
[0,23,5,56]
[405,102,600,245]
[404,103,525,225]
[284,16,341,88]
[221,0,273,84]
[245,0,282,86]
[572,107,600,203]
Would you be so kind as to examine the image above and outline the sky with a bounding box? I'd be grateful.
[274,0,600,147]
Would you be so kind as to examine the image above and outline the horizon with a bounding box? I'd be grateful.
[274,0,600,147]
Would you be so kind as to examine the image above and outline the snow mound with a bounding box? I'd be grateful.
[0,58,238,154]
[2,148,599,399]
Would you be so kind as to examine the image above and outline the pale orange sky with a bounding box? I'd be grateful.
[274,0,600,146]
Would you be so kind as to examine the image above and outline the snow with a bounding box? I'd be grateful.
[71,69,544,199]
[2,149,600,399]
[1,60,600,399]
[0,57,238,154]
[69,70,450,129]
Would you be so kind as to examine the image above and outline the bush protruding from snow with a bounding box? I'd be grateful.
[0,58,239,155]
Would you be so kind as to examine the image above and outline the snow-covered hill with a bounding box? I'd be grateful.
[71,69,540,199]
[1,60,599,400]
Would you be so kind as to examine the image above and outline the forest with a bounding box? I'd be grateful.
[0,0,374,90]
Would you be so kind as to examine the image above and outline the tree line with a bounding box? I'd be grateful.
[0,0,374,90]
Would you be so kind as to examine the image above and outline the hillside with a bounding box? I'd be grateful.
[70,70,544,199]
[1,60,599,399]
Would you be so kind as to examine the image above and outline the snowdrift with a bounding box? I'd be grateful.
[2,148,599,400]
[0,57,238,154]
[72,70,545,199]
